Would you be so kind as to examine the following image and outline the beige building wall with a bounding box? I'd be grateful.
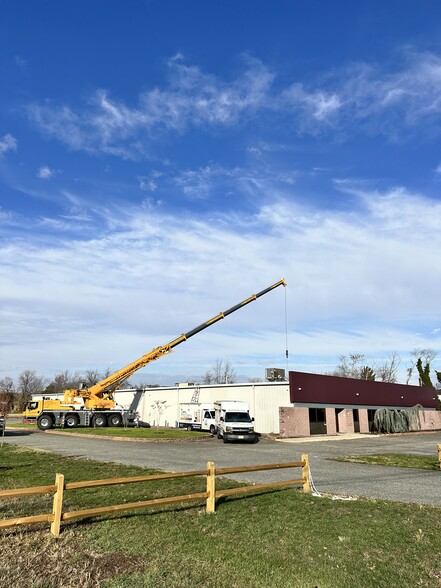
[115,382,291,434]
[337,408,355,434]
[325,408,337,435]
[279,407,310,437]
[413,409,441,431]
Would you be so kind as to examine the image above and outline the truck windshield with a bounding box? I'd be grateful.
[225,412,251,423]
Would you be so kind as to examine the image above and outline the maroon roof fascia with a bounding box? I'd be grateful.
[289,371,438,409]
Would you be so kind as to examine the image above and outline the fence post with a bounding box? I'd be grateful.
[51,473,65,537]
[438,445,441,470]
[206,461,216,513]
[301,454,311,494]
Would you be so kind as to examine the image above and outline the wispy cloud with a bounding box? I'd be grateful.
[24,50,441,158]
[26,55,275,157]
[0,134,17,156]
[1,185,440,378]
[36,165,55,179]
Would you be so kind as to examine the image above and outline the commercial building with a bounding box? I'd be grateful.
[114,371,441,437]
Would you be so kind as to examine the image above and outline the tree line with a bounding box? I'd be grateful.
[329,348,441,389]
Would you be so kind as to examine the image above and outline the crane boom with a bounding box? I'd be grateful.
[63,279,286,406]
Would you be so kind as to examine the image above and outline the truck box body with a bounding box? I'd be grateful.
[214,400,256,443]
[178,403,215,432]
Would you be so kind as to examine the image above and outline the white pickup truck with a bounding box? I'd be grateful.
[214,400,257,443]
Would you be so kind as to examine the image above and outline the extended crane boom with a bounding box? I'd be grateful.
[64,278,287,406]
[24,279,287,429]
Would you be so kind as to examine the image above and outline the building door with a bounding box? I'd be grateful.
[368,409,376,432]
[309,408,326,435]
[353,409,360,433]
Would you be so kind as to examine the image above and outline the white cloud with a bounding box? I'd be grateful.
[26,55,275,156]
[0,133,17,156]
[137,172,162,192]
[37,165,55,179]
[281,83,341,126]
[26,50,441,158]
[0,186,440,381]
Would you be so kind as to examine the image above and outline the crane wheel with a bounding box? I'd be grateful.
[108,414,122,427]
[37,414,54,431]
[91,414,107,427]
[64,414,79,428]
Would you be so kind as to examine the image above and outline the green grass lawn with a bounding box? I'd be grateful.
[8,423,206,440]
[1,445,441,588]
[335,453,440,471]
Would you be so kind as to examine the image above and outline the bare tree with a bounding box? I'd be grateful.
[202,359,237,385]
[83,368,115,387]
[17,370,47,410]
[44,370,82,395]
[330,354,368,379]
[376,352,401,383]
[83,369,102,386]
[0,377,16,410]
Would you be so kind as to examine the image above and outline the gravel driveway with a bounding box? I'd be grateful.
[3,428,441,506]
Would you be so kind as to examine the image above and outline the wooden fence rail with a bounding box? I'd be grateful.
[0,454,310,536]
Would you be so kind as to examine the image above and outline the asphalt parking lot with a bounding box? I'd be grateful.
[2,428,441,506]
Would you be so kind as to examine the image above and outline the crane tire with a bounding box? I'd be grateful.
[108,414,122,427]
[91,414,107,427]
[64,414,79,428]
[37,414,54,431]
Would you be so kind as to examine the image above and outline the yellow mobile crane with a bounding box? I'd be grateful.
[23,279,286,430]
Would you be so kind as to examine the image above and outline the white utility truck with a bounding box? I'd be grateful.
[214,400,256,443]
[178,403,216,433]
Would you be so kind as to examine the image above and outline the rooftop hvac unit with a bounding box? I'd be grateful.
[265,368,286,381]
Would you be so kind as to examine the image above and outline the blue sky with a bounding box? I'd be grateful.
[1,0,441,385]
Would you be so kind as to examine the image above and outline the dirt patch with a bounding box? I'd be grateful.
[0,527,146,588]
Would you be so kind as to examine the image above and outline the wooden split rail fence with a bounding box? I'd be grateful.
[0,454,311,537]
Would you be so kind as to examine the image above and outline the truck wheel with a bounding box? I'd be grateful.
[108,414,122,427]
[37,414,54,431]
[209,425,216,435]
[64,414,79,428]
[186,425,193,431]
[92,414,107,427]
